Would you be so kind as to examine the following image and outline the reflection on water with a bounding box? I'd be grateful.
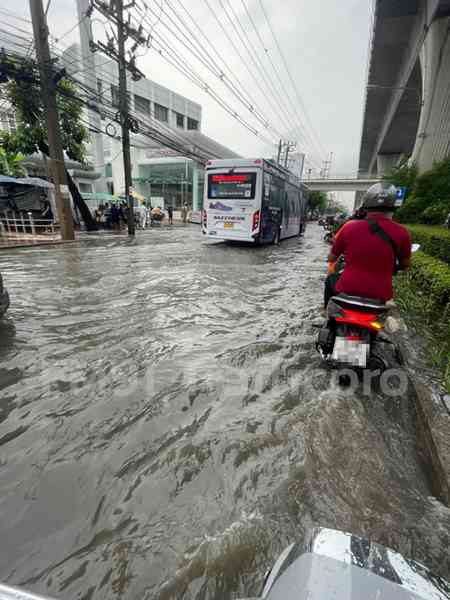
[0,226,449,600]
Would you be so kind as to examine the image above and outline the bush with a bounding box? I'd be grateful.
[395,252,450,391]
[421,202,450,225]
[406,252,450,306]
[407,225,450,265]
[395,197,428,223]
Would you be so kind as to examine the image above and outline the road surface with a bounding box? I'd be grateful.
[0,225,449,599]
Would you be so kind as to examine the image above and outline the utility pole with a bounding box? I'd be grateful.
[277,140,297,168]
[277,139,282,165]
[90,0,149,237]
[284,141,297,168]
[29,0,74,241]
[116,0,134,236]
[322,151,334,179]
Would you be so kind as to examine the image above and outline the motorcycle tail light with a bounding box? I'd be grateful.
[252,210,260,231]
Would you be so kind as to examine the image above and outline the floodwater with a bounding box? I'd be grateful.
[0,225,449,600]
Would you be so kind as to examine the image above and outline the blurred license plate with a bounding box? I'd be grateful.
[224,222,234,229]
[332,338,369,367]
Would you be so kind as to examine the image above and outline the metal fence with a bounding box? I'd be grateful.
[0,211,59,238]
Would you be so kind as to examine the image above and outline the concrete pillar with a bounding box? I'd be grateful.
[412,16,450,172]
[76,0,107,193]
[192,163,200,211]
[376,153,402,176]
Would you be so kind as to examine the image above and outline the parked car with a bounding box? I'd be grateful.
[0,273,10,317]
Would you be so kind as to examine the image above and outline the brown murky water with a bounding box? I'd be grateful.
[0,225,449,600]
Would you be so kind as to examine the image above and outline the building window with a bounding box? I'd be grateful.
[154,103,168,122]
[174,111,184,129]
[97,79,103,99]
[111,85,119,108]
[135,94,150,115]
[79,182,93,194]
[0,111,17,134]
[187,117,198,130]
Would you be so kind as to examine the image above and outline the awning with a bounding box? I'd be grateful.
[15,177,55,189]
[0,175,20,184]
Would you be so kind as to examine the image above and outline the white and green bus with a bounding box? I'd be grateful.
[202,158,307,244]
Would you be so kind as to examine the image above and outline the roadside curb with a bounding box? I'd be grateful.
[388,305,450,506]
[0,240,77,250]
[412,381,450,506]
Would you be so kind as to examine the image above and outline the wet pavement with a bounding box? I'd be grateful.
[0,225,449,600]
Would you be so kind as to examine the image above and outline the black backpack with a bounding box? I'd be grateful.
[367,219,401,273]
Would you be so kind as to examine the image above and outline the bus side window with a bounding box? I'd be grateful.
[270,178,282,208]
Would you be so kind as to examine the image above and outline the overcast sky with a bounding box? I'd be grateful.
[8,0,372,206]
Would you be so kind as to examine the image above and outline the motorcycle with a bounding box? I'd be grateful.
[316,292,394,373]
[237,527,450,599]
[150,211,165,227]
[323,228,334,244]
[316,245,420,375]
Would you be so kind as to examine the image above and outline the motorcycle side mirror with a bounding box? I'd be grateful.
[412,243,420,253]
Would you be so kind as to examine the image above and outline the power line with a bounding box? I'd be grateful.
[256,0,327,160]
[129,5,276,145]
[233,0,323,167]
[140,0,286,142]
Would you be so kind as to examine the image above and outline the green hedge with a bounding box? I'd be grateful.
[395,251,450,390]
[407,225,450,265]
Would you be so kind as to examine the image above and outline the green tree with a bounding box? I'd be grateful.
[307,191,328,216]
[0,146,26,177]
[383,160,418,192]
[0,53,98,230]
[393,158,450,224]
[1,59,88,162]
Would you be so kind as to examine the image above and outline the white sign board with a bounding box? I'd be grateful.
[151,196,165,209]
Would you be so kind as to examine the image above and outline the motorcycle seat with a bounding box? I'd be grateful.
[331,294,388,312]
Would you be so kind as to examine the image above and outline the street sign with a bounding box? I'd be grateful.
[395,186,407,207]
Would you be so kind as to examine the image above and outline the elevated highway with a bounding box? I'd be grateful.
[306,178,381,192]
[359,0,450,176]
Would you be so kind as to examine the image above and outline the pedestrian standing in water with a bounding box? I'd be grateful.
[181,202,188,223]
[110,203,120,231]
[167,205,173,225]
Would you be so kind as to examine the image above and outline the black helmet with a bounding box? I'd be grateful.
[361,182,397,211]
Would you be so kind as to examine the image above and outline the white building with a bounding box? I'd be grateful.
[61,42,238,210]
[0,107,17,136]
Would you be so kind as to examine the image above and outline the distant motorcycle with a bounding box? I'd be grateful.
[323,228,334,244]
[150,211,165,227]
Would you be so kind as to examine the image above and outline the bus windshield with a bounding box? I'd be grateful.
[208,172,256,200]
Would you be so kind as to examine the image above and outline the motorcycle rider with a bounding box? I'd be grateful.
[324,183,412,307]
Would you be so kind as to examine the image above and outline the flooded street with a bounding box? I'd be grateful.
[0,224,449,600]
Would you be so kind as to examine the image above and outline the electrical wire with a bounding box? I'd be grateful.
[1,29,270,166]
[256,0,327,160]
[138,0,284,142]
[220,0,322,169]
[240,0,324,164]
[123,7,276,145]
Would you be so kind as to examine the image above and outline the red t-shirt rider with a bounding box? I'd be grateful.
[325,183,412,307]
